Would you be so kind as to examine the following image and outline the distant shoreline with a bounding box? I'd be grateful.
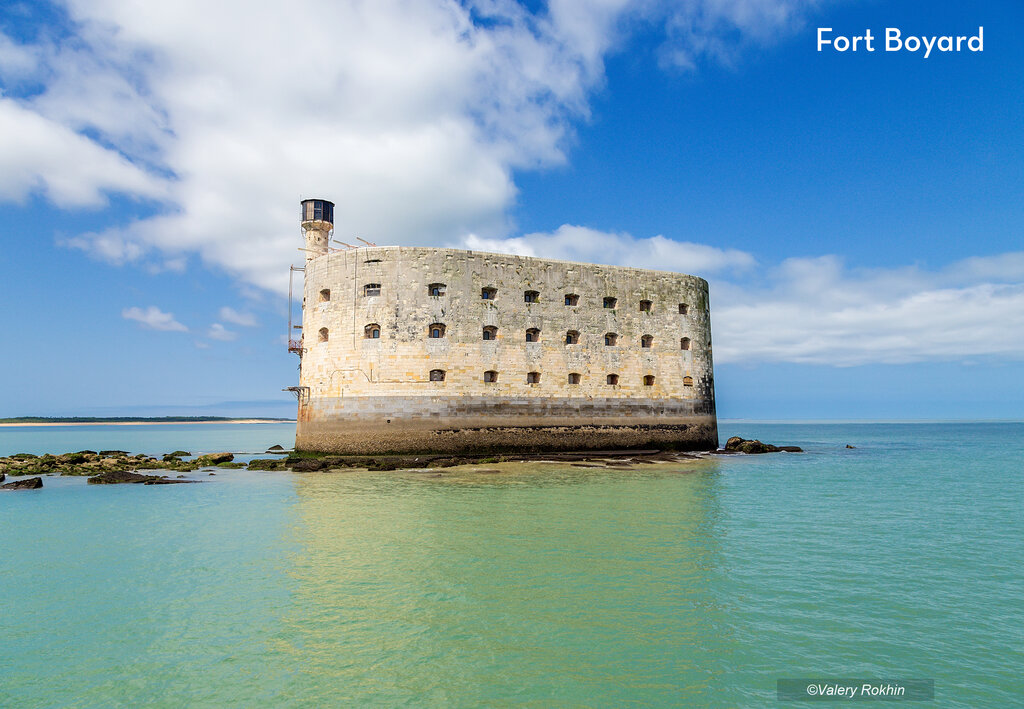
[0,419,295,428]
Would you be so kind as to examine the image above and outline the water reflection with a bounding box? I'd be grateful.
[275,461,737,705]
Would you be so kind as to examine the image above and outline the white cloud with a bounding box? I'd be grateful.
[658,0,821,69]
[122,305,187,332]
[712,253,1024,366]
[0,1,817,291]
[207,323,237,341]
[218,306,258,327]
[458,224,755,274]
[0,99,167,207]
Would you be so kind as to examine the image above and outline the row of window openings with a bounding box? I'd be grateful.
[324,286,690,314]
[333,325,691,350]
[429,370,694,387]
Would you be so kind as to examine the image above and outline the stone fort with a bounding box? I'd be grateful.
[290,199,717,454]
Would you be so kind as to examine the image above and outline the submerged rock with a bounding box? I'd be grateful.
[88,470,196,485]
[2,477,43,490]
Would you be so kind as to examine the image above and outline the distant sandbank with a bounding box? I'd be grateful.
[0,419,295,428]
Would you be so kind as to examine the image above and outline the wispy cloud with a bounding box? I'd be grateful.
[218,306,258,327]
[122,305,187,332]
[712,253,1024,366]
[207,323,237,342]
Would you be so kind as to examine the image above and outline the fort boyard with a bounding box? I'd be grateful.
[289,199,717,454]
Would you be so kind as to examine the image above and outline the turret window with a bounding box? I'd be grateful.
[527,371,541,384]
[568,373,581,385]
[606,374,619,386]
[604,332,618,346]
[565,330,579,345]
[319,289,331,302]
[643,375,655,386]
[484,370,498,383]
[430,369,446,382]
[429,323,446,339]
[679,303,689,315]
[318,327,329,342]
[428,283,446,297]
[639,300,652,312]
[603,296,617,309]
[526,328,540,343]
[363,283,381,297]
[364,324,381,339]
[564,293,579,306]
[681,337,691,351]
[481,287,497,300]
[483,326,498,341]
[641,334,653,348]
[524,290,540,303]
[683,376,694,387]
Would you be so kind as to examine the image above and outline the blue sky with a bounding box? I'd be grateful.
[1,0,1022,419]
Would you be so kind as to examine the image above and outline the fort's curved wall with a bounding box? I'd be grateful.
[295,246,716,454]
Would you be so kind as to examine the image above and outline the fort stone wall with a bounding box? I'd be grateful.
[295,246,717,454]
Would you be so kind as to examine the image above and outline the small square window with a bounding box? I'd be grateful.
[640,300,651,312]
[603,297,617,309]
[319,289,331,302]
[564,293,579,306]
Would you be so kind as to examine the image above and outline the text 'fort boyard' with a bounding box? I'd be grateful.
[817,28,983,59]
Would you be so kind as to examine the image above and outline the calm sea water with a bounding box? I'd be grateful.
[2,422,1022,707]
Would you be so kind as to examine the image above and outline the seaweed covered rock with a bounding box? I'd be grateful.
[88,470,196,485]
[194,452,234,466]
[248,458,289,471]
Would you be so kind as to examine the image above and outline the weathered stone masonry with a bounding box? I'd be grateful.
[293,205,717,454]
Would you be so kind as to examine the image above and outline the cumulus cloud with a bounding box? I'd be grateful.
[218,307,258,327]
[207,323,238,342]
[122,305,187,332]
[458,224,755,274]
[0,0,819,292]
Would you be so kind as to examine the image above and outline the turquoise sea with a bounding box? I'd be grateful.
[1,421,1022,707]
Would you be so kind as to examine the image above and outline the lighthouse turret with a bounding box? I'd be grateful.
[300,198,334,260]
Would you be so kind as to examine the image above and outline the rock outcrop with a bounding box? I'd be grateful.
[1,477,43,490]
[722,437,802,454]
